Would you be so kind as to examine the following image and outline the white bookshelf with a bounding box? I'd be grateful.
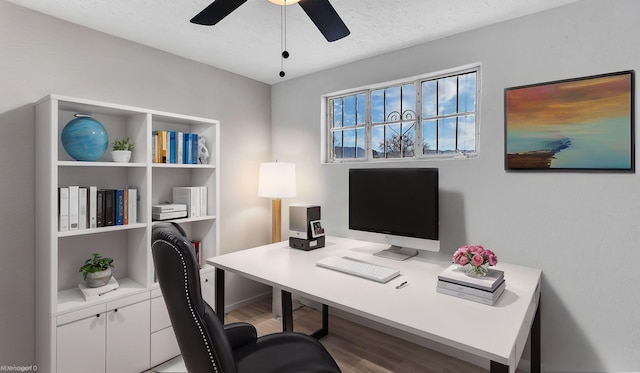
[35,94,220,373]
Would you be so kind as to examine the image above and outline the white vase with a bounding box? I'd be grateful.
[111,150,131,163]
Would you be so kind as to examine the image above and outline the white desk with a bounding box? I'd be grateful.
[207,236,541,373]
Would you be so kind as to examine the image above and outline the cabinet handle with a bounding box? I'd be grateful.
[96,314,100,318]
[114,308,118,312]
[205,279,209,282]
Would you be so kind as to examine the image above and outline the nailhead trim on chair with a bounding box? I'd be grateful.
[157,238,220,373]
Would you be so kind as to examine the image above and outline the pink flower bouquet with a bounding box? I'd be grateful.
[452,245,498,276]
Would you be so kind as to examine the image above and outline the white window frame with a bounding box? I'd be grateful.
[322,63,481,163]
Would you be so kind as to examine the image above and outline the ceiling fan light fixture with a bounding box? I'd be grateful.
[269,0,302,5]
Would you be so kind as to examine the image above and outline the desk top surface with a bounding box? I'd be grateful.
[207,236,541,367]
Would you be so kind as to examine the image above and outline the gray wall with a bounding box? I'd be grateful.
[0,0,271,366]
[271,1,640,372]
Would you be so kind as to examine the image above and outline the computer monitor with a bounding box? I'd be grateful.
[348,168,440,260]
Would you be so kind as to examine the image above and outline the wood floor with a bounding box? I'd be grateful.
[224,298,488,373]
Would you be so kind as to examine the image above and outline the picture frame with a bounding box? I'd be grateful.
[504,70,634,171]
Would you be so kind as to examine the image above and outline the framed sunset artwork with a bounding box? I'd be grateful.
[505,70,634,171]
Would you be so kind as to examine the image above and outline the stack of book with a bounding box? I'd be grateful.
[173,187,207,218]
[437,264,506,306]
[152,130,201,164]
[59,186,137,232]
[152,203,188,221]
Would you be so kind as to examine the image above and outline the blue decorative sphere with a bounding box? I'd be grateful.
[61,113,108,161]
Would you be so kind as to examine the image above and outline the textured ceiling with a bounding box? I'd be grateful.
[7,0,579,84]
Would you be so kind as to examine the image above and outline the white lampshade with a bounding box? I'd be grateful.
[258,162,296,199]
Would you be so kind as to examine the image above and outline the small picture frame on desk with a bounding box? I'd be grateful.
[310,220,325,238]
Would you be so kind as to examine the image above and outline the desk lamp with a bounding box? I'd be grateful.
[258,162,296,243]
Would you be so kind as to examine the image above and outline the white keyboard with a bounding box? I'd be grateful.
[316,256,400,283]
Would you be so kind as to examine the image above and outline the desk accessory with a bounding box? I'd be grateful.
[437,264,505,305]
[258,162,296,243]
[289,204,325,250]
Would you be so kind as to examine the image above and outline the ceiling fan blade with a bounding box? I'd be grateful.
[190,0,248,26]
[298,0,350,42]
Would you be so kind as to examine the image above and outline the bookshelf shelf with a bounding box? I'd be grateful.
[57,223,147,238]
[35,94,220,373]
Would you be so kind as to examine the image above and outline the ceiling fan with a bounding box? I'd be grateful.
[191,0,351,42]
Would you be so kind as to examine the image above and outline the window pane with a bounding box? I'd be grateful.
[458,114,476,152]
[357,93,366,125]
[333,98,343,128]
[385,86,401,122]
[458,72,476,113]
[401,122,416,157]
[341,128,366,158]
[385,123,401,158]
[371,90,384,123]
[422,119,437,154]
[402,84,416,121]
[438,76,458,116]
[438,117,457,153]
[343,95,356,127]
[332,130,343,158]
[372,125,384,158]
[422,80,437,117]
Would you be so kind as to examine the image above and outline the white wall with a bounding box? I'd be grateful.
[0,0,272,366]
[271,1,640,372]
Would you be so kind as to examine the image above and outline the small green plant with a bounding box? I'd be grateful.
[112,137,134,151]
[79,253,114,280]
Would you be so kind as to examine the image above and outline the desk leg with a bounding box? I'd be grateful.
[281,290,294,332]
[280,290,329,339]
[490,361,508,373]
[531,301,541,373]
[215,268,225,325]
[310,304,329,340]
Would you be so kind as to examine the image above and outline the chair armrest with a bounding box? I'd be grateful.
[224,322,258,349]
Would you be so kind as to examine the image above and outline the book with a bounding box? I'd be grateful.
[78,187,87,230]
[184,132,191,164]
[123,189,129,225]
[127,188,137,224]
[437,278,506,300]
[436,282,506,306]
[191,240,202,268]
[96,189,104,227]
[68,186,79,230]
[173,187,200,218]
[88,186,97,229]
[438,264,504,292]
[199,186,207,216]
[169,131,176,163]
[192,133,199,164]
[103,189,116,226]
[152,203,187,213]
[58,187,69,232]
[152,210,188,220]
[78,277,120,301]
[115,189,124,225]
[177,131,183,164]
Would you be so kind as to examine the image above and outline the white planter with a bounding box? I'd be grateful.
[111,150,131,163]
[85,268,112,288]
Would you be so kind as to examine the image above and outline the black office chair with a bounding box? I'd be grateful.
[151,223,341,373]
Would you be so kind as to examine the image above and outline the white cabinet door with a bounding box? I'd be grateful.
[106,300,151,373]
[201,269,215,308]
[57,313,106,373]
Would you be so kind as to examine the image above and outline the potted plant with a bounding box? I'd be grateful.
[79,253,115,287]
[111,137,134,163]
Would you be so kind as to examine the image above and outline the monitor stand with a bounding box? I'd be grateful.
[373,245,419,261]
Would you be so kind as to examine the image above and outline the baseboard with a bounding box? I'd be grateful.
[223,291,272,313]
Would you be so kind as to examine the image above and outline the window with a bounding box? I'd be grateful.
[326,65,479,162]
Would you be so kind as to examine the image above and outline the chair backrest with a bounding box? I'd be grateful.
[152,223,237,373]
